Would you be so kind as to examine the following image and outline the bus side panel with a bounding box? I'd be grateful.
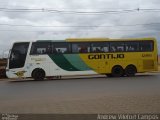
[48,54,96,76]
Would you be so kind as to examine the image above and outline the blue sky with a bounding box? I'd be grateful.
[0,0,160,57]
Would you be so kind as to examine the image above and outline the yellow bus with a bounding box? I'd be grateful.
[6,38,158,80]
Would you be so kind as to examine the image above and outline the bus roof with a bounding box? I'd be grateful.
[35,37,156,43]
[66,38,109,42]
[111,37,156,41]
[66,37,156,42]
[36,40,65,42]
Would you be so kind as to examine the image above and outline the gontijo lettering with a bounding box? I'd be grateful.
[88,54,125,59]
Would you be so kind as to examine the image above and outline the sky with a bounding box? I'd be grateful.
[0,0,160,57]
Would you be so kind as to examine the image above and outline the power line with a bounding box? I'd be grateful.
[0,7,132,14]
[0,29,159,33]
[0,7,160,14]
[0,22,160,28]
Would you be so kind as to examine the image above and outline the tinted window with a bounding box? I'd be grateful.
[125,42,139,52]
[110,42,125,52]
[91,42,109,53]
[139,41,153,52]
[72,42,91,53]
[53,42,70,54]
[30,42,51,55]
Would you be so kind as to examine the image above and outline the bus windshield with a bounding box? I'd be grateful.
[9,42,29,69]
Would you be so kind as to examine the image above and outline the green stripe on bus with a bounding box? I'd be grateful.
[63,54,91,71]
[48,54,80,71]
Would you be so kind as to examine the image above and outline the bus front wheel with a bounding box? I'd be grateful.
[32,68,45,80]
[111,65,124,77]
[125,65,137,77]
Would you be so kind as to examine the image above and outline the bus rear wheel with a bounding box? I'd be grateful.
[32,68,45,81]
[111,65,124,77]
[106,74,112,77]
[125,65,137,77]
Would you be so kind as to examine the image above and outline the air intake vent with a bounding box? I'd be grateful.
[143,60,154,69]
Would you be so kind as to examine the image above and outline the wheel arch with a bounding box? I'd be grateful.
[112,64,124,69]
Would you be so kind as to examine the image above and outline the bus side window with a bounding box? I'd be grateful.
[57,49,62,53]
[111,46,117,52]
[117,47,124,51]
[139,41,153,52]
[52,47,57,54]
[125,42,139,52]
[126,45,135,51]
[72,42,90,53]
[110,42,124,52]
[30,42,51,55]
[94,48,101,52]
[91,42,109,53]
[79,46,88,53]
[53,42,70,54]
[71,43,79,53]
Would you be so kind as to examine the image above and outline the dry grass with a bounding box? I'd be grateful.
[158,56,160,71]
[0,59,7,78]
[0,59,7,66]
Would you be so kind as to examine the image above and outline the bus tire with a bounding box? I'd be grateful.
[125,65,137,77]
[32,68,45,81]
[111,65,124,77]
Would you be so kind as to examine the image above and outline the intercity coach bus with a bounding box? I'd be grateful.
[6,38,158,80]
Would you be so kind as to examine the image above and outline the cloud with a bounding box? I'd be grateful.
[0,0,160,57]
